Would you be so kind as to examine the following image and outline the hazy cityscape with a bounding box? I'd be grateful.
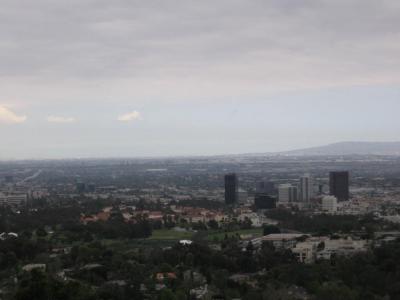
[0,150,400,299]
[2,0,400,299]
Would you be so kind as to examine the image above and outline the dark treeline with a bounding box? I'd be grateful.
[265,209,399,236]
[6,237,400,300]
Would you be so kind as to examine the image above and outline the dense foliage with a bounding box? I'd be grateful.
[1,206,400,299]
[265,209,397,236]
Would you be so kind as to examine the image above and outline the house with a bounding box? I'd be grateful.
[97,211,110,221]
[190,284,209,299]
[155,283,166,291]
[156,272,177,282]
[81,263,104,271]
[180,239,193,246]
[106,280,127,287]
[229,274,251,284]
[22,264,46,272]
[183,270,206,285]
[147,211,164,221]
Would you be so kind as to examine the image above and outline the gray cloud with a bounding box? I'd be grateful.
[0,0,399,104]
[47,116,76,123]
[0,1,400,158]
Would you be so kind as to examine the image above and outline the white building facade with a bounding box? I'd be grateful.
[322,196,338,213]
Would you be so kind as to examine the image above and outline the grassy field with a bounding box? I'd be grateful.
[207,228,263,242]
[94,228,264,251]
[148,228,263,242]
[148,229,194,240]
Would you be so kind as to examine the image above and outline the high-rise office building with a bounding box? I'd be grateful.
[254,180,276,209]
[299,175,313,203]
[329,171,349,201]
[225,173,238,205]
[237,188,249,204]
[4,175,13,183]
[256,181,275,195]
[318,184,324,195]
[254,194,276,209]
[278,184,298,203]
[76,182,86,194]
[87,183,96,193]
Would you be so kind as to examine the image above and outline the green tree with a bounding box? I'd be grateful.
[316,282,358,300]
[158,289,177,300]
[263,225,281,236]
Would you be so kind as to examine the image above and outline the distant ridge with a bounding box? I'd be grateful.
[277,141,400,156]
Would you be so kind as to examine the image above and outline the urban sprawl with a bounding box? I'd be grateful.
[1,156,400,299]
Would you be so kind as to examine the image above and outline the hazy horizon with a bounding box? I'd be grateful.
[0,140,399,161]
[1,1,400,159]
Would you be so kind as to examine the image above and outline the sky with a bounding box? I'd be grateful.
[0,0,400,159]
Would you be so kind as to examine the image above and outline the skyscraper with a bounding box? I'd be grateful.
[299,175,313,203]
[76,182,86,194]
[4,175,13,183]
[254,194,276,209]
[225,173,238,205]
[329,171,349,201]
[256,181,275,195]
[255,180,276,209]
[278,184,298,203]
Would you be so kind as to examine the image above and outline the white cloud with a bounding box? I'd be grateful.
[0,105,27,124]
[117,111,141,122]
[47,116,76,123]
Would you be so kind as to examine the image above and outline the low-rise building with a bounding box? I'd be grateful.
[252,233,308,249]
[292,242,317,264]
[0,193,27,206]
[317,238,368,260]
[322,196,338,213]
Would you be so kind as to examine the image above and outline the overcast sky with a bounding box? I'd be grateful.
[0,0,400,159]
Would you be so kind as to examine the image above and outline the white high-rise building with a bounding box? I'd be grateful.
[278,184,298,203]
[299,175,313,203]
[322,196,338,213]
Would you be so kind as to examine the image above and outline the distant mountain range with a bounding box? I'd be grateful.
[275,142,400,156]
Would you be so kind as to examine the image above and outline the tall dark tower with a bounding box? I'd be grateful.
[225,173,238,205]
[329,171,349,201]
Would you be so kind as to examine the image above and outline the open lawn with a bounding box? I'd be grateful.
[207,228,263,242]
[147,228,263,242]
[148,229,194,240]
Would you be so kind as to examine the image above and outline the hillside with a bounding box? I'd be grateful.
[277,141,400,156]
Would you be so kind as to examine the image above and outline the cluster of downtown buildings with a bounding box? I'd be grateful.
[225,171,350,212]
